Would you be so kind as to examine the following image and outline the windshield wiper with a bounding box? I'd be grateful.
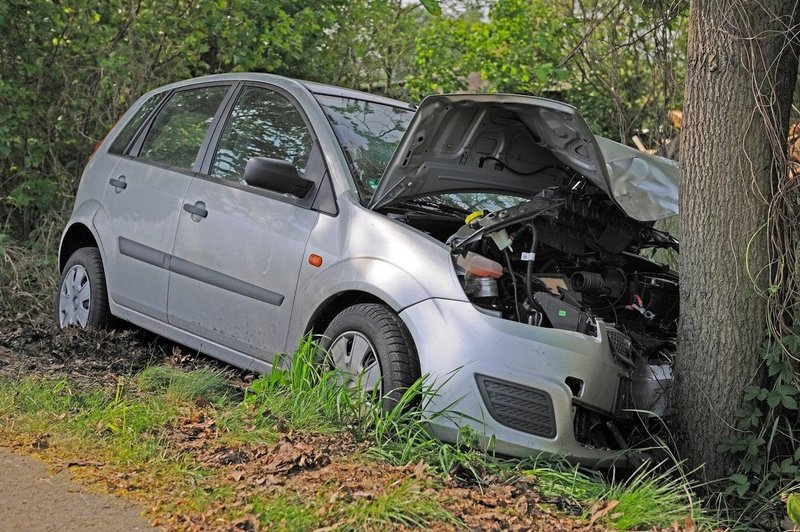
[403,198,470,218]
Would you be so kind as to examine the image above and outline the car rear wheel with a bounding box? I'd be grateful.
[56,247,111,329]
[319,303,420,410]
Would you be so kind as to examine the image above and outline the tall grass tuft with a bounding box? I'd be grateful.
[521,447,707,530]
[340,479,462,529]
[600,460,702,530]
[138,365,235,404]
[243,335,363,432]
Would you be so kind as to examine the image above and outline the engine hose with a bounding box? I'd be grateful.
[503,250,523,322]
[523,224,538,305]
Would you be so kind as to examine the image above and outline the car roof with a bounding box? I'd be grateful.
[300,80,414,109]
[149,72,414,110]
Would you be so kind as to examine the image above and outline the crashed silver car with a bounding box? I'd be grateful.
[57,73,679,464]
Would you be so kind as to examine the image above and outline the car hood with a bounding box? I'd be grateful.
[368,94,679,222]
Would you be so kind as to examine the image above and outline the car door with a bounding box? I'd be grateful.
[101,84,233,321]
[167,84,324,360]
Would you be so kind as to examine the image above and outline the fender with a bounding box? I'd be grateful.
[58,200,117,293]
[285,255,467,352]
[58,200,105,265]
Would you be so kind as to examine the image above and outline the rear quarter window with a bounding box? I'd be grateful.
[108,92,166,156]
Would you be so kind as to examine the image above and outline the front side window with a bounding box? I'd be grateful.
[109,92,166,155]
[138,85,229,170]
[316,95,414,201]
[210,86,313,184]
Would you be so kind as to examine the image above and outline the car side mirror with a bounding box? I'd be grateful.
[244,157,313,198]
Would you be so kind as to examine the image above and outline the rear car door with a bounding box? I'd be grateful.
[167,83,325,360]
[101,83,232,321]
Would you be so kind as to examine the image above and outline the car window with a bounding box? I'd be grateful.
[138,85,229,170]
[108,92,166,155]
[315,95,414,201]
[210,86,313,184]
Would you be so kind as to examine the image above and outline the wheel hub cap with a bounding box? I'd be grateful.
[327,331,382,392]
[58,265,91,327]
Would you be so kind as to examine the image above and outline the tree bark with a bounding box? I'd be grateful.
[675,0,799,479]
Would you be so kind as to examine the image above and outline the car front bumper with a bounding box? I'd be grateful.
[399,297,656,465]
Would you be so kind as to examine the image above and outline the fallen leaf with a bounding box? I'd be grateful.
[413,459,427,479]
[513,497,528,515]
[588,499,620,527]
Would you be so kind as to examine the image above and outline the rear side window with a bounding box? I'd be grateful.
[138,85,229,170]
[209,86,313,184]
[108,92,165,155]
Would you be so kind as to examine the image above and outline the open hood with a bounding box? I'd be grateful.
[368,94,679,222]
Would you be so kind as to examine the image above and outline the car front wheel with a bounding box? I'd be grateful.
[56,247,111,329]
[319,303,420,410]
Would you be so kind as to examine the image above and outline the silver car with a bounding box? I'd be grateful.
[57,73,680,464]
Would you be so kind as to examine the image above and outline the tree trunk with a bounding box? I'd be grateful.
[675,0,799,479]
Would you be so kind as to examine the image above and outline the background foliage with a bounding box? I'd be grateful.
[0,0,688,240]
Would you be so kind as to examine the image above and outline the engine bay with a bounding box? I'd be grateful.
[447,187,678,359]
[385,183,679,419]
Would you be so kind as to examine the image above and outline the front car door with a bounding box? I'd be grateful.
[167,83,326,361]
[101,83,232,321]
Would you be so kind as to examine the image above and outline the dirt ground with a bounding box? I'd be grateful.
[0,314,175,381]
[0,313,245,386]
[0,314,593,530]
[0,446,156,531]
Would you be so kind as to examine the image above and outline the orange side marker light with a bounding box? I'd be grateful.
[308,254,323,267]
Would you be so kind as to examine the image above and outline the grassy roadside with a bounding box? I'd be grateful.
[0,335,710,531]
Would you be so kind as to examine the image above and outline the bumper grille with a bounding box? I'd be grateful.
[613,377,635,419]
[607,327,634,367]
[476,375,556,438]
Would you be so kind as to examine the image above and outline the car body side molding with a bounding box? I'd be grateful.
[118,236,171,270]
[118,236,284,307]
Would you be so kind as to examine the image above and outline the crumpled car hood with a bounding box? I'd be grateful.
[368,94,679,222]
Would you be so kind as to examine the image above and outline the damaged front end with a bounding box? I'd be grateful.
[445,188,678,451]
[369,93,680,455]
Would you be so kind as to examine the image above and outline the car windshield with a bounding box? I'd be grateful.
[316,94,532,214]
[316,94,414,202]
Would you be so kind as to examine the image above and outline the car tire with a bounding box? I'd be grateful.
[56,247,112,329]
[319,303,421,410]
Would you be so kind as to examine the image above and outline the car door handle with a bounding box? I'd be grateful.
[183,201,208,220]
[108,176,127,192]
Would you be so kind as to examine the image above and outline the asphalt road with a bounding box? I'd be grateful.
[0,447,156,531]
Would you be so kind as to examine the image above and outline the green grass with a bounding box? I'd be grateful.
[366,385,498,482]
[519,453,706,530]
[243,336,365,433]
[245,340,710,529]
[137,365,236,404]
[339,479,461,530]
[0,371,199,464]
[600,461,701,530]
[0,337,718,530]
[248,480,460,531]
[250,493,324,530]
[521,459,606,501]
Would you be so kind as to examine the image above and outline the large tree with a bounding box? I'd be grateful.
[674,0,799,478]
